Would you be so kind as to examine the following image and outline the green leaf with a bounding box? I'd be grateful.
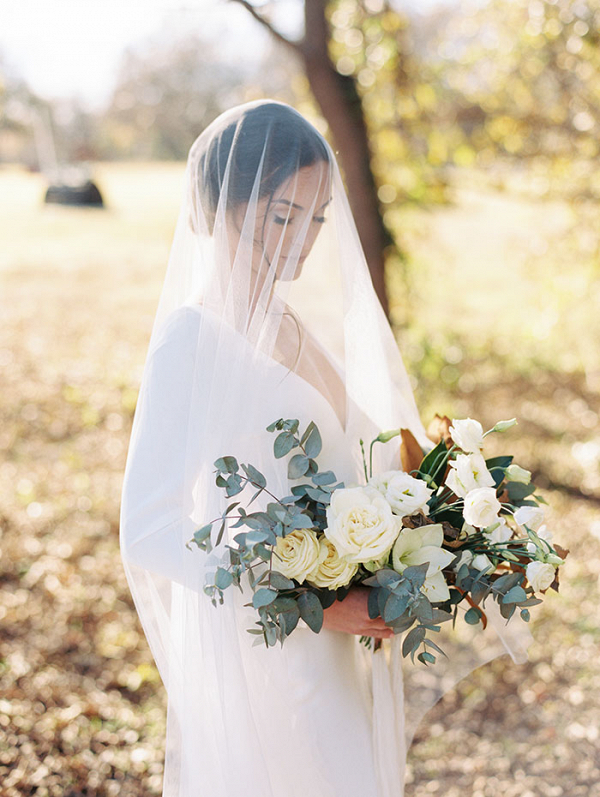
[266,418,284,432]
[390,614,416,633]
[225,474,244,497]
[272,596,298,613]
[520,608,530,622]
[402,625,426,658]
[418,651,436,665]
[503,585,528,604]
[214,456,239,473]
[507,481,537,502]
[192,524,212,545]
[252,588,278,608]
[304,424,322,458]
[215,567,233,589]
[269,571,296,590]
[402,563,429,589]
[383,592,410,622]
[493,572,523,593]
[241,463,267,489]
[312,470,337,486]
[485,455,513,470]
[279,606,300,636]
[287,513,314,530]
[419,439,449,483]
[288,454,310,479]
[368,588,381,620]
[274,432,296,459]
[298,591,324,633]
[464,607,482,625]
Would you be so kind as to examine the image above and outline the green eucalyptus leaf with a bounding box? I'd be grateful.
[418,651,436,665]
[298,591,324,633]
[279,607,300,636]
[312,470,337,486]
[520,608,531,622]
[215,567,233,590]
[464,607,483,625]
[383,592,410,622]
[241,463,267,489]
[288,454,310,479]
[269,571,296,590]
[274,432,296,459]
[402,563,429,589]
[214,456,239,473]
[192,524,212,546]
[287,513,314,530]
[502,585,528,604]
[266,418,284,432]
[304,424,322,458]
[402,625,426,658]
[252,588,278,608]
[368,588,381,620]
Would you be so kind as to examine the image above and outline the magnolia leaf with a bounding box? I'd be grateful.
[426,414,452,445]
[400,428,424,474]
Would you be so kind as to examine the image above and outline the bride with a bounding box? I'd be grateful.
[119,100,530,796]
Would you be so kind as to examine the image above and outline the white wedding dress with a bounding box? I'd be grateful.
[122,302,401,796]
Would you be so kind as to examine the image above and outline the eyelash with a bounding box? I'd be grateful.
[273,215,327,225]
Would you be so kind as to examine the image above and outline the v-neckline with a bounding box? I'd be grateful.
[185,302,348,435]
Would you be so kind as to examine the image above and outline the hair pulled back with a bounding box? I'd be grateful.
[191,102,330,234]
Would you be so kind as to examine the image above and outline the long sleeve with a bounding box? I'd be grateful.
[119,305,212,585]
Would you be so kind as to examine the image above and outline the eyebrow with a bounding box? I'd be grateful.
[272,197,332,211]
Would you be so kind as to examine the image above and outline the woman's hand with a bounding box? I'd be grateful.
[322,585,394,640]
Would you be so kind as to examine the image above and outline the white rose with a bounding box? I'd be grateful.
[453,548,474,571]
[325,485,402,564]
[526,523,554,556]
[484,518,513,544]
[463,487,502,529]
[526,560,556,592]
[471,553,494,574]
[449,418,484,453]
[446,452,495,498]
[514,505,545,533]
[391,524,455,602]
[307,538,359,590]
[505,464,532,484]
[272,528,322,583]
[369,470,433,517]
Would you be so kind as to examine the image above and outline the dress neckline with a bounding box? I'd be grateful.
[184,302,348,435]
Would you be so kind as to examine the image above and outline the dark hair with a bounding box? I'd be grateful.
[194,103,330,232]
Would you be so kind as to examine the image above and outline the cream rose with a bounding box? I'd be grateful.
[463,487,501,529]
[526,561,556,592]
[307,538,359,590]
[446,452,495,498]
[324,485,401,564]
[391,524,455,602]
[449,418,484,453]
[369,470,433,517]
[272,528,322,583]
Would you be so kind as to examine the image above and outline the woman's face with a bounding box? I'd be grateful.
[230,161,332,284]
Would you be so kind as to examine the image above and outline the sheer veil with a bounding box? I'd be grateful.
[119,100,532,796]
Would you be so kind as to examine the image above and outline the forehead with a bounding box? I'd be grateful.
[272,163,332,207]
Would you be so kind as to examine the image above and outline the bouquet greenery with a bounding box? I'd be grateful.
[187,415,567,665]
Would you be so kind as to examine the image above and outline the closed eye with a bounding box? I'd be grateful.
[274,215,291,225]
[313,215,327,224]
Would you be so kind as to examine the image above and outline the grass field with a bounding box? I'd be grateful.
[1,162,598,796]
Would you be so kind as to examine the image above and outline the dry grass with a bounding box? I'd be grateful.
[0,163,598,796]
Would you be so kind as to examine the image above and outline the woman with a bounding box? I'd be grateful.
[119,100,529,796]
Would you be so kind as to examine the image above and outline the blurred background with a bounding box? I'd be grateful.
[1,0,599,794]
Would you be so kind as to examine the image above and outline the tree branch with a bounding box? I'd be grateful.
[229,0,301,54]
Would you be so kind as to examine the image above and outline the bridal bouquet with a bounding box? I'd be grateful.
[187,415,567,665]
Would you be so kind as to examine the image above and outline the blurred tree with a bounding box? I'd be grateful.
[100,34,245,160]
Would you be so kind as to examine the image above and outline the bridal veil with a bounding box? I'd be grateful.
[119,99,531,796]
